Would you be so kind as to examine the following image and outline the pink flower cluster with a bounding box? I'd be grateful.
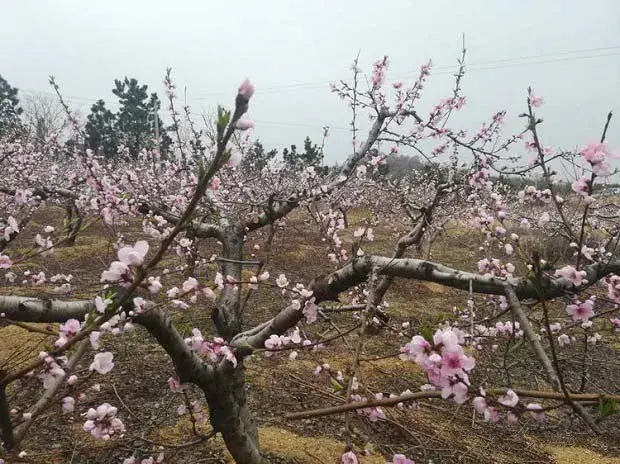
[475,320,523,339]
[55,318,81,347]
[400,328,475,404]
[468,167,491,190]
[565,298,595,322]
[37,352,66,389]
[263,327,307,358]
[123,454,165,464]
[608,275,620,303]
[370,56,389,87]
[554,265,588,287]
[341,451,414,464]
[101,240,149,285]
[477,258,515,278]
[350,393,386,422]
[571,176,590,196]
[473,389,545,423]
[517,186,554,204]
[90,352,115,374]
[184,328,237,367]
[83,403,125,439]
[580,141,617,177]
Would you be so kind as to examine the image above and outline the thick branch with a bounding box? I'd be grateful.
[134,308,213,386]
[233,256,620,350]
[0,296,93,323]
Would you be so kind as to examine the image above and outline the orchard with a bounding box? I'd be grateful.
[0,53,619,464]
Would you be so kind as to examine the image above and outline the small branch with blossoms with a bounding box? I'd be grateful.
[287,387,620,420]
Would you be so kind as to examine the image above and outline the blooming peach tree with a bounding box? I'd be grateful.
[0,54,618,464]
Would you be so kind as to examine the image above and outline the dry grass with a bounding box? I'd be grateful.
[1,206,619,463]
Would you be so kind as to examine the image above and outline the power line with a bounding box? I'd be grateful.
[190,45,620,98]
[14,46,620,117]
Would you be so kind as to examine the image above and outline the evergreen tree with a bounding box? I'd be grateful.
[240,140,278,172]
[112,77,170,157]
[282,136,323,169]
[0,74,24,138]
[85,99,119,156]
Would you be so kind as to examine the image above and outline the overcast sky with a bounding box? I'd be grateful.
[2,0,619,171]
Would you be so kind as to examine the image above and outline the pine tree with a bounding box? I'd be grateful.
[85,99,119,157]
[240,140,278,173]
[112,77,171,157]
[0,74,24,138]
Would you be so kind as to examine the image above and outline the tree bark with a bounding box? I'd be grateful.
[206,364,261,464]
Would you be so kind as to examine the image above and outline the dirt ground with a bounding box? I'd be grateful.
[1,206,619,463]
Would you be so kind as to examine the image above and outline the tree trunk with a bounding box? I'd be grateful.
[63,202,83,247]
[0,377,15,451]
[206,364,261,464]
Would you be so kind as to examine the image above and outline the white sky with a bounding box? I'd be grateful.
[1,0,619,169]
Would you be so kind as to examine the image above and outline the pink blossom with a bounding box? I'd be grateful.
[101,261,130,283]
[399,335,430,362]
[580,141,617,176]
[95,296,110,313]
[56,319,81,347]
[90,331,101,349]
[167,377,185,393]
[62,396,75,413]
[565,299,594,322]
[607,275,620,303]
[0,254,12,269]
[182,277,199,292]
[557,334,571,346]
[537,212,550,227]
[392,454,415,464]
[441,381,469,404]
[214,273,224,289]
[118,240,149,266]
[147,276,162,294]
[238,79,255,100]
[276,274,289,288]
[498,389,519,408]
[209,177,221,190]
[171,299,189,309]
[130,297,149,314]
[472,396,487,414]
[433,328,460,351]
[554,266,587,286]
[341,451,358,464]
[571,176,589,195]
[67,375,78,385]
[529,94,544,108]
[370,56,388,87]
[303,299,318,323]
[38,354,66,389]
[90,352,114,374]
[527,403,546,422]
[202,287,216,300]
[440,348,475,378]
[235,119,254,131]
[83,403,124,439]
